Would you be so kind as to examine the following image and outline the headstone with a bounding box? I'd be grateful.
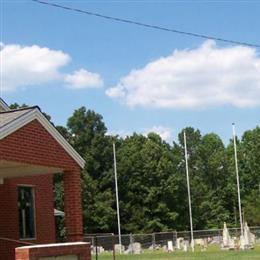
[162,245,168,252]
[167,241,174,252]
[176,237,184,250]
[201,238,208,251]
[132,242,142,254]
[126,242,142,254]
[148,244,160,250]
[183,242,188,252]
[148,245,154,250]
[195,239,204,246]
[91,246,105,254]
[240,234,246,250]
[240,222,255,250]
[114,244,125,253]
[210,236,221,244]
[221,222,235,250]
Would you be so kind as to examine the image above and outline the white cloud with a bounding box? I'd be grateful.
[106,86,125,99]
[1,43,103,92]
[108,126,173,142]
[64,69,103,89]
[144,126,173,142]
[106,130,131,139]
[106,40,260,108]
[1,43,70,91]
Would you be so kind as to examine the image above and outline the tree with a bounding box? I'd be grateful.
[67,107,107,156]
[175,128,204,230]
[9,103,28,109]
[196,133,230,228]
[56,126,72,141]
[66,107,116,233]
[112,132,178,233]
[224,139,239,227]
[243,190,260,225]
[53,105,260,233]
[114,133,148,233]
[240,127,260,194]
[239,127,260,226]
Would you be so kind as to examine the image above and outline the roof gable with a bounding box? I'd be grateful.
[0,107,85,168]
[0,107,36,128]
[0,98,10,112]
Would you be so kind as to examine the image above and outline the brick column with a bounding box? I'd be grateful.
[63,169,83,242]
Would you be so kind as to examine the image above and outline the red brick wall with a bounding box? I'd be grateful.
[0,119,80,172]
[15,243,91,260]
[0,174,56,260]
[63,170,83,241]
[0,119,84,259]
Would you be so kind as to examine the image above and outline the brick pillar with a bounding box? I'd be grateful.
[63,169,83,242]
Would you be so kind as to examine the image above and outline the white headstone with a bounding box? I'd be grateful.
[183,242,188,252]
[162,245,168,252]
[167,241,174,252]
[241,222,255,249]
[114,244,125,253]
[176,237,184,250]
[132,242,142,254]
[222,222,235,250]
[126,242,141,254]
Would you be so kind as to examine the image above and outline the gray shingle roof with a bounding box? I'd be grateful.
[0,108,36,128]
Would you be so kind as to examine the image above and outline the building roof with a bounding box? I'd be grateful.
[0,107,37,128]
[0,98,11,112]
[0,102,85,168]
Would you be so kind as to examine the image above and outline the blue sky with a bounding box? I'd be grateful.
[1,0,260,144]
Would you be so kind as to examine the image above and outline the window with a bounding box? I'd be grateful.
[18,186,36,239]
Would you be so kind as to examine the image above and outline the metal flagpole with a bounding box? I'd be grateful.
[113,142,122,253]
[232,123,244,237]
[183,131,194,252]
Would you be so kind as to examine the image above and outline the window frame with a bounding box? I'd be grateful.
[17,184,37,241]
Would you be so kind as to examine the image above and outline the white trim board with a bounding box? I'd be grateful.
[20,242,88,249]
[0,108,85,168]
[0,99,10,111]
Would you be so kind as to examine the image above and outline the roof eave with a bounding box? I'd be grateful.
[0,99,11,111]
[0,108,85,169]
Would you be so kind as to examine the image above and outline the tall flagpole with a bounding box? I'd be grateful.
[113,142,122,253]
[183,131,194,252]
[232,123,243,237]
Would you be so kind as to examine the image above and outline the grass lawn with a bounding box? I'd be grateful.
[98,245,260,259]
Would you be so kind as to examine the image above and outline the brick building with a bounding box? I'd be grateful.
[0,99,88,259]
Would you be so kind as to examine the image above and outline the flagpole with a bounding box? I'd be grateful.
[113,142,122,253]
[183,131,194,252]
[232,123,243,237]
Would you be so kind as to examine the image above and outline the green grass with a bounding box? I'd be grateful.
[98,245,260,260]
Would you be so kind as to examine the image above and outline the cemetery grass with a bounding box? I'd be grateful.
[98,245,260,259]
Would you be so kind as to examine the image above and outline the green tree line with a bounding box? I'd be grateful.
[11,103,260,233]
[55,106,260,234]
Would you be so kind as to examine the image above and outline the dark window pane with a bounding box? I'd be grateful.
[18,186,35,239]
